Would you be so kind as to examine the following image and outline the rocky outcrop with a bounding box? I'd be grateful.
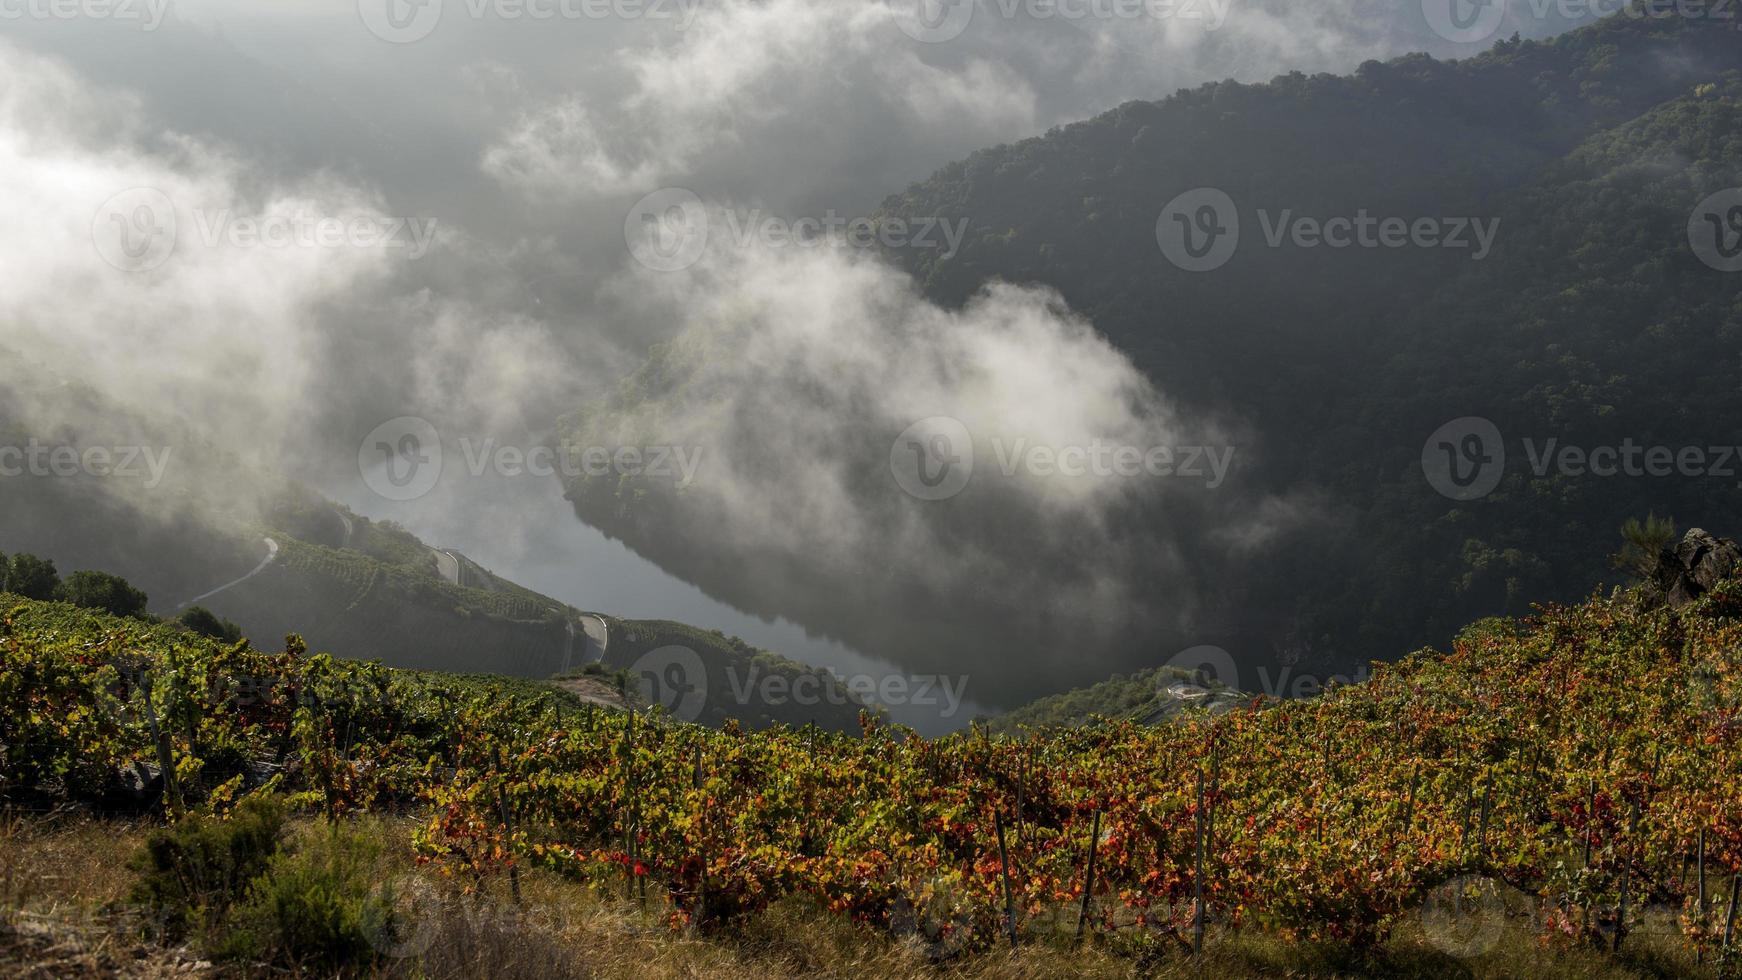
[1652,529,1742,609]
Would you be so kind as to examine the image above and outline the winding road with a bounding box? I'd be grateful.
[433,549,464,587]
[332,508,354,548]
[178,537,279,610]
[429,546,609,673]
[580,614,608,666]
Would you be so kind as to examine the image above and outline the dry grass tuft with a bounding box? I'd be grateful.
[0,809,149,917]
[0,812,1727,979]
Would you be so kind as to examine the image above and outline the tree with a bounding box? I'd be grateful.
[6,553,61,601]
[179,606,243,644]
[0,549,7,593]
[61,570,150,619]
[1613,514,1677,582]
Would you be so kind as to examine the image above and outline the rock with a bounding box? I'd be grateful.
[1652,528,1742,608]
[241,759,282,791]
[99,761,163,809]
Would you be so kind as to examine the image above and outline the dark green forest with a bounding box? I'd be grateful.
[564,10,1742,700]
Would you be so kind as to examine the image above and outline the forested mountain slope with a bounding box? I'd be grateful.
[874,11,1742,673]
[564,11,1742,700]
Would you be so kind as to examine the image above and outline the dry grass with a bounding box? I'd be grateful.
[377,866,1722,980]
[0,810,211,977]
[0,808,150,917]
[381,874,1135,980]
[0,811,1730,979]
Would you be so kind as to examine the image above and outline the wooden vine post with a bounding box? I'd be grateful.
[1614,798,1639,952]
[1076,809,1101,942]
[492,746,522,906]
[1194,760,1207,958]
[1582,780,1597,869]
[138,672,181,815]
[1723,874,1740,967]
[637,706,649,909]
[1197,733,1221,959]
[994,810,1019,949]
[1697,829,1708,921]
[1696,828,1707,966]
[622,706,639,902]
[692,743,707,929]
[1402,763,1418,836]
[1475,774,1493,865]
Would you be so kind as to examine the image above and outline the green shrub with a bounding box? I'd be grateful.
[5,553,60,601]
[215,820,400,971]
[178,605,243,644]
[62,569,150,618]
[130,795,286,942]
[1614,513,1677,580]
[1454,615,1521,649]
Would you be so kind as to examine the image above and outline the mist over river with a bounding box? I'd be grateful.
[332,467,987,735]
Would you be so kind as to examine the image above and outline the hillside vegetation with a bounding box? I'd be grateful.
[986,665,1249,734]
[598,617,869,731]
[2,546,1739,976]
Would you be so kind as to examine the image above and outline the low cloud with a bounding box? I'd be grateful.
[568,229,1320,699]
[0,37,572,508]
